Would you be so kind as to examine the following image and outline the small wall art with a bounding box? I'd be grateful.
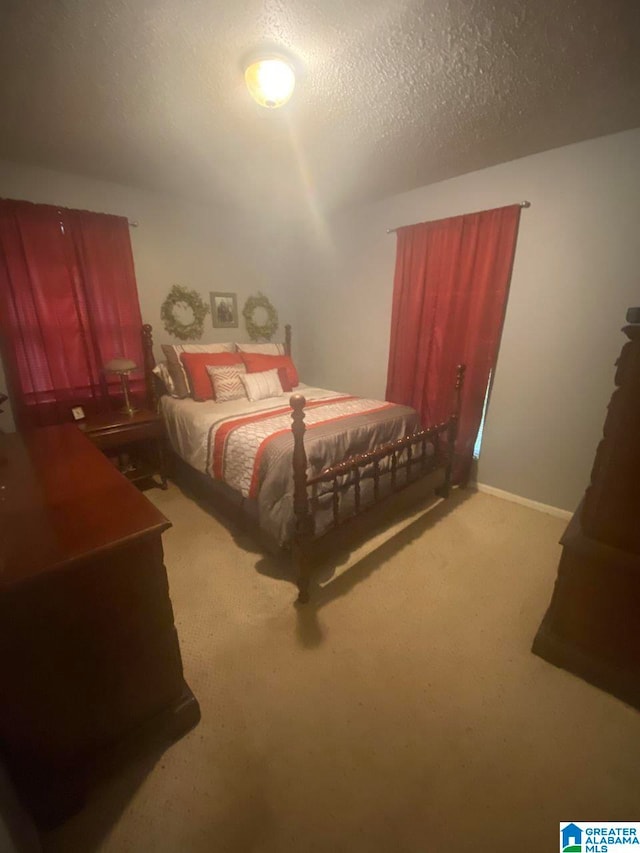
[210,292,238,328]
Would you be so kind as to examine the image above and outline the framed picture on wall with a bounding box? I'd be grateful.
[210,292,238,328]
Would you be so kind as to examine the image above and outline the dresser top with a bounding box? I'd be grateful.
[0,424,171,587]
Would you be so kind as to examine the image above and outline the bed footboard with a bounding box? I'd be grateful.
[290,365,466,603]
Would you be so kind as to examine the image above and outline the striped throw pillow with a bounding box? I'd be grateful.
[207,363,247,402]
[240,368,283,402]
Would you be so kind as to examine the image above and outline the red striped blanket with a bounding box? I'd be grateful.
[205,394,420,545]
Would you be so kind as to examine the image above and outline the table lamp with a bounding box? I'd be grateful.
[104,358,137,416]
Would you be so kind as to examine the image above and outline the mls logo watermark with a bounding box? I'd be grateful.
[560,822,640,852]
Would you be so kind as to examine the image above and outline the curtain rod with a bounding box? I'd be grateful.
[386,200,531,234]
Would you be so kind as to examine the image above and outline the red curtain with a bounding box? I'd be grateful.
[385,204,521,484]
[0,199,143,428]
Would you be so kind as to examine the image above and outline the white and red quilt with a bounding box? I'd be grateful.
[161,386,419,544]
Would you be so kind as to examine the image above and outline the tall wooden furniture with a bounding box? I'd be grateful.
[533,324,640,710]
[0,425,199,827]
[580,325,640,552]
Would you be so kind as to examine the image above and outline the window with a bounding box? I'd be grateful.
[473,368,493,459]
[0,198,143,428]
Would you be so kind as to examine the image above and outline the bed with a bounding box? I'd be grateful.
[141,324,465,602]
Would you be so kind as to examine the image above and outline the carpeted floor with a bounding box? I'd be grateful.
[43,485,639,853]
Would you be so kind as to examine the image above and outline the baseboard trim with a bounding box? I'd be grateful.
[473,482,572,521]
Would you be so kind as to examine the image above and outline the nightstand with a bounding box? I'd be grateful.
[78,409,168,489]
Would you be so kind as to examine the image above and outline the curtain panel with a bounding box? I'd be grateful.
[0,199,143,428]
[385,204,522,484]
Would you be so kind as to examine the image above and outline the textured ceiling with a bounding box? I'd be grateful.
[0,0,639,217]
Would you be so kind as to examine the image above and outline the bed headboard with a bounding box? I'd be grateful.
[141,323,292,410]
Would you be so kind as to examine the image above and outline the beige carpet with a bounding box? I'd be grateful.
[43,485,639,853]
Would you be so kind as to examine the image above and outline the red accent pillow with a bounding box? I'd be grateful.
[277,367,293,393]
[242,353,299,389]
[180,352,243,401]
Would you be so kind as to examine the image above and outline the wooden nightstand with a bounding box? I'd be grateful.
[78,409,168,489]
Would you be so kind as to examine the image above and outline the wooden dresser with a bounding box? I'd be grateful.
[0,425,199,827]
[533,324,640,709]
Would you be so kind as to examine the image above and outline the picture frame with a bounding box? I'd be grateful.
[71,406,85,421]
[210,292,238,328]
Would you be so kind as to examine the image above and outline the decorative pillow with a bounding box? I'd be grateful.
[277,367,293,393]
[240,369,283,403]
[241,353,299,388]
[235,342,285,355]
[161,342,235,398]
[180,352,243,401]
[207,363,247,403]
[152,362,176,396]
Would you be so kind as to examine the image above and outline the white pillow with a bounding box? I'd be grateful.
[152,362,176,396]
[207,363,247,403]
[240,368,283,402]
[235,342,284,355]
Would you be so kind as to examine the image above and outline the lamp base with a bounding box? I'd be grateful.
[118,373,137,417]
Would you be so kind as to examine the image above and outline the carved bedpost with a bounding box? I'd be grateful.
[285,324,292,357]
[141,324,159,412]
[453,363,466,423]
[436,363,466,498]
[290,394,313,603]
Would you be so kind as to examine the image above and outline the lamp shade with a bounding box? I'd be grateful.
[104,358,137,374]
[245,58,295,108]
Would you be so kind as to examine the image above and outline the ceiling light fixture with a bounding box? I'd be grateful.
[244,57,295,109]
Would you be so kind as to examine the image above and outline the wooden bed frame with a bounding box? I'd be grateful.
[141,324,465,603]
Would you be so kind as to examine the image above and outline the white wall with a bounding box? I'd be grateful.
[294,128,640,512]
[0,160,298,431]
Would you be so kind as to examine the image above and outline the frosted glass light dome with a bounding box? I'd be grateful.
[245,58,295,108]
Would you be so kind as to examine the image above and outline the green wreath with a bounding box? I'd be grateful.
[161,284,209,341]
[243,292,279,341]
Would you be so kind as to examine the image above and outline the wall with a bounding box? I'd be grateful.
[294,128,640,512]
[0,159,299,431]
